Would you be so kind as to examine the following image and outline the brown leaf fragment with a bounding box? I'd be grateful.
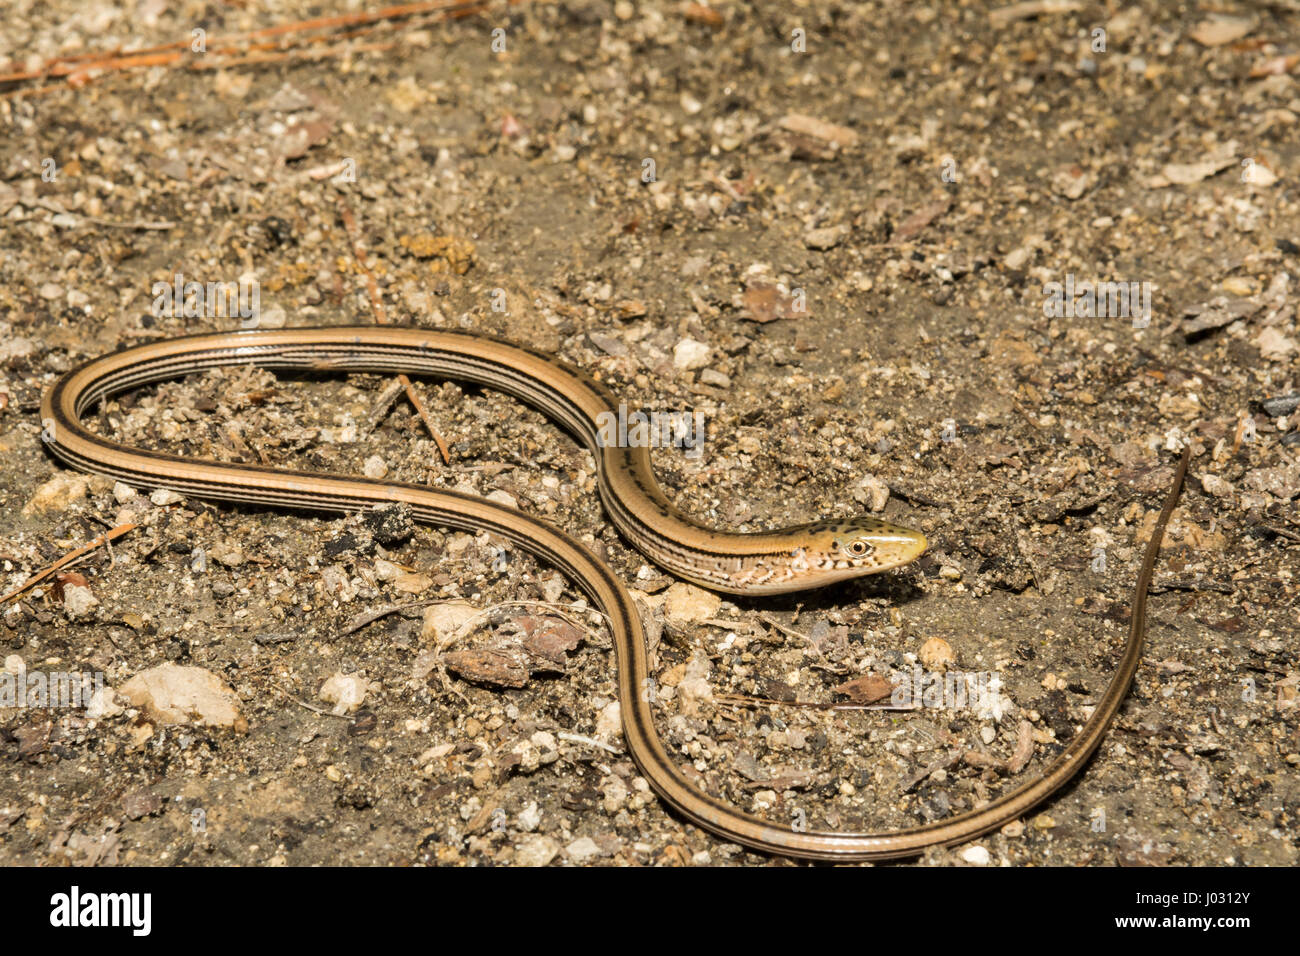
[517,615,585,671]
[51,570,89,602]
[831,672,895,705]
[740,283,804,323]
[443,646,530,689]
[893,200,950,242]
[14,722,51,757]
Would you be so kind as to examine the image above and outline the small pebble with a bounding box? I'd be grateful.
[514,835,559,867]
[919,636,956,670]
[672,338,711,371]
[961,845,991,865]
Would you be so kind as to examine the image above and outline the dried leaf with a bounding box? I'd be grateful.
[444,646,530,689]
[831,672,895,705]
[516,615,584,670]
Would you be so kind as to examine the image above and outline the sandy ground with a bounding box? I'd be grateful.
[0,0,1297,866]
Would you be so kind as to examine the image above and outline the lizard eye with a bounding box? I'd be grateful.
[848,539,870,556]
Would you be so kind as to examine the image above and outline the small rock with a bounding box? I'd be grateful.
[1257,326,1296,361]
[22,474,90,514]
[256,304,287,328]
[778,113,859,149]
[588,331,628,356]
[511,739,542,773]
[530,731,559,764]
[663,582,721,625]
[1221,276,1258,297]
[1154,146,1237,187]
[209,544,244,568]
[85,686,123,719]
[1116,833,1176,866]
[363,455,388,479]
[672,338,712,371]
[61,583,98,618]
[960,845,991,865]
[1243,463,1300,500]
[485,489,518,508]
[1188,15,1255,47]
[1198,473,1234,498]
[514,835,560,866]
[602,776,629,813]
[393,572,432,594]
[919,636,956,671]
[516,802,542,832]
[1003,237,1041,271]
[803,224,849,250]
[319,672,368,715]
[851,474,891,512]
[565,836,602,863]
[119,664,242,727]
[1050,164,1093,200]
[677,655,713,716]
[421,600,480,644]
[1260,393,1300,417]
[595,700,622,739]
[373,558,401,581]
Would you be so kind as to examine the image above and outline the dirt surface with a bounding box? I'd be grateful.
[0,0,1297,867]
